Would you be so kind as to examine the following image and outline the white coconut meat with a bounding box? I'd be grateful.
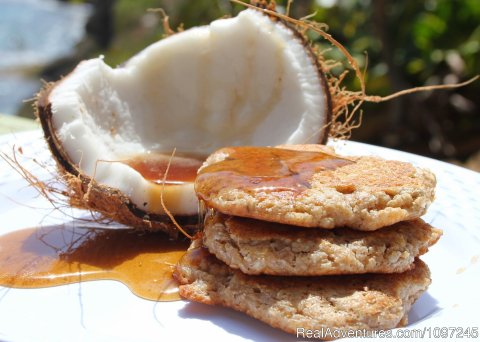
[46,9,330,217]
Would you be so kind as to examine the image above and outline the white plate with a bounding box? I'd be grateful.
[1,131,479,342]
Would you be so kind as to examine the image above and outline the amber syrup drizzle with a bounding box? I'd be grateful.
[195,146,354,200]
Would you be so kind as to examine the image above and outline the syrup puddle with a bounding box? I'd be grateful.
[0,224,189,301]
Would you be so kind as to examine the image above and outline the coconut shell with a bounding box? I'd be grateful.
[283,25,331,143]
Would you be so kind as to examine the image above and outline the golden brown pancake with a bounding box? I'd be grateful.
[195,144,436,230]
[203,211,442,275]
[174,239,431,336]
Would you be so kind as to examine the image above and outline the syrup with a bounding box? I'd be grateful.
[123,153,204,185]
[122,152,206,214]
[0,225,189,301]
[195,146,354,200]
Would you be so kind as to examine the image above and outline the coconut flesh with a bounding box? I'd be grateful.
[37,9,331,234]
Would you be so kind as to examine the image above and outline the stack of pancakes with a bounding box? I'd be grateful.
[174,145,442,336]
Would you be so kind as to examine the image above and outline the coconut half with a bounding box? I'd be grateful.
[37,8,331,235]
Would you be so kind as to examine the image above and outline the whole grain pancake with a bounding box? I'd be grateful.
[174,239,431,336]
[195,144,436,230]
[203,212,442,275]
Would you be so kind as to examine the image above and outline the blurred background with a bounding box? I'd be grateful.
[1,0,479,170]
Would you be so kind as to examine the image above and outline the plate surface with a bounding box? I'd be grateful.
[1,131,479,341]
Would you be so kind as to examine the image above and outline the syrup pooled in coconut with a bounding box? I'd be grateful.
[122,152,205,215]
[124,152,204,185]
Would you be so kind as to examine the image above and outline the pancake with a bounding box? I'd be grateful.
[174,239,431,336]
[195,144,436,230]
[203,212,442,275]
